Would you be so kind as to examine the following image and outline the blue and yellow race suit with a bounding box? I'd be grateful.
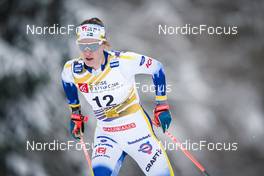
[61,50,174,176]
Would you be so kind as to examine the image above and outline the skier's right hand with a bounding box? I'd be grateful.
[70,111,88,140]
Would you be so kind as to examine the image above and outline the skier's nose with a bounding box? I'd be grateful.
[83,50,93,57]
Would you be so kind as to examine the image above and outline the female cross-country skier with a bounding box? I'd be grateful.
[61,17,175,176]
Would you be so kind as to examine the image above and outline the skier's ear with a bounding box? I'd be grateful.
[102,41,111,48]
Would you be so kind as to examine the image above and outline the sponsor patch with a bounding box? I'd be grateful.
[103,123,136,132]
[110,58,119,68]
[92,154,110,159]
[146,58,152,68]
[96,139,113,148]
[138,141,153,155]
[110,60,119,68]
[89,81,120,92]
[92,146,110,159]
[100,139,107,143]
[78,83,89,93]
[73,62,83,73]
[98,143,113,148]
[96,147,107,155]
[140,56,145,66]
[114,51,121,57]
[128,134,151,145]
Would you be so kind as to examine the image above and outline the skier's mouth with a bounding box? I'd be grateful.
[85,57,94,61]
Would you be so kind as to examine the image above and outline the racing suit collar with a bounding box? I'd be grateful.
[101,50,109,71]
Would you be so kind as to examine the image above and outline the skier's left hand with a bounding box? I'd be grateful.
[154,103,172,133]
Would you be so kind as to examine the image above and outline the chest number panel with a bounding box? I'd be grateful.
[92,95,114,107]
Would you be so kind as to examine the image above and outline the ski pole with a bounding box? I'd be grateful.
[79,115,94,176]
[152,120,210,176]
[80,136,94,176]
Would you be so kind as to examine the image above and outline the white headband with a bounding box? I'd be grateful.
[76,24,106,41]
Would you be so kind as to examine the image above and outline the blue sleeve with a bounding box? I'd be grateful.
[152,62,167,101]
[118,52,168,101]
[62,80,80,107]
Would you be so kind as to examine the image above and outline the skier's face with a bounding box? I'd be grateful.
[77,39,105,69]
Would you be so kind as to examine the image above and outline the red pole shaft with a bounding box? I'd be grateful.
[152,120,210,175]
[165,131,206,172]
[80,137,94,176]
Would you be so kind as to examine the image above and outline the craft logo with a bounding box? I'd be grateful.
[103,123,136,132]
[78,83,89,93]
[138,141,153,155]
[145,149,162,172]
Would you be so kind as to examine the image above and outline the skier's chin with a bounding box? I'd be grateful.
[84,58,95,67]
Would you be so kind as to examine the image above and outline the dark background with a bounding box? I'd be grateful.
[0,0,264,175]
